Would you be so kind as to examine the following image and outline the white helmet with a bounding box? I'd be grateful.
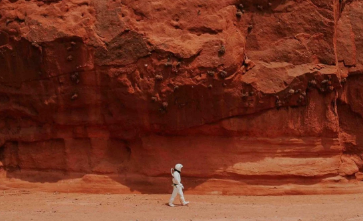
[175,164,183,171]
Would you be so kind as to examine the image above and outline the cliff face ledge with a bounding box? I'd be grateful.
[0,0,362,195]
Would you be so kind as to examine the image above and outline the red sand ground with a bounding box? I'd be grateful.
[1,190,363,221]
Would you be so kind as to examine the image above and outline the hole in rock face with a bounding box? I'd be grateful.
[0,145,4,163]
[0,31,9,46]
[38,0,63,4]
[9,0,18,3]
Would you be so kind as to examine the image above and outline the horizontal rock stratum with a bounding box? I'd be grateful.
[0,0,363,195]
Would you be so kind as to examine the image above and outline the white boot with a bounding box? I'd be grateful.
[168,202,175,207]
[180,197,189,206]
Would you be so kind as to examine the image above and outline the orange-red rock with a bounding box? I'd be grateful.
[0,0,362,195]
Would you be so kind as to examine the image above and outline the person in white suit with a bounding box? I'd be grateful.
[169,164,189,207]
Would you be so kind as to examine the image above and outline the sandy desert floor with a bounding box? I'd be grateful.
[1,190,363,221]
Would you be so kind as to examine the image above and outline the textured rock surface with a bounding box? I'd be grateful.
[0,0,362,195]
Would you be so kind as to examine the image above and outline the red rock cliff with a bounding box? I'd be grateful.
[0,0,362,195]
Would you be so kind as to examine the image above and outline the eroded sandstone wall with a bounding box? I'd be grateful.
[0,0,362,195]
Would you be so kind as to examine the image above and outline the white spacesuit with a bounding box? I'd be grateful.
[169,163,189,207]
